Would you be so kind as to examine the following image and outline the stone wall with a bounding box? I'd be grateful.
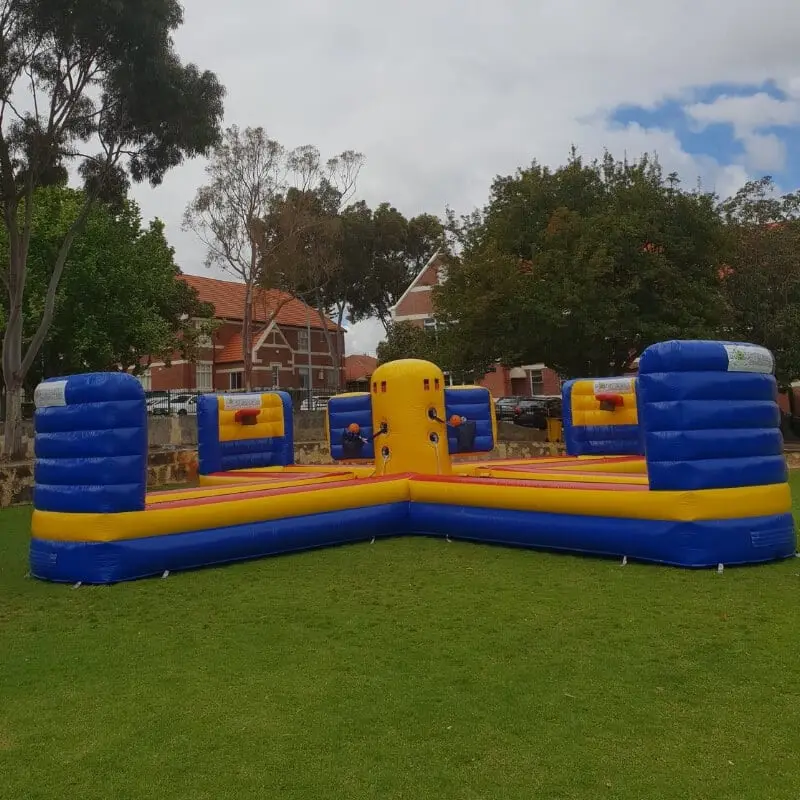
[4,413,800,507]
[0,410,333,459]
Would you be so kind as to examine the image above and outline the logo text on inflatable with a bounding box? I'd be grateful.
[723,344,774,374]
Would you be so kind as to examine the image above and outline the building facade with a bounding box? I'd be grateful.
[344,354,378,392]
[140,274,345,393]
[390,252,561,397]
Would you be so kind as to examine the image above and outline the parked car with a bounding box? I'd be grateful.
[495,396,526,421]
[513,396,562,429]
[146,393,172,416]
[149,393,198,416]
[145,391,169,414]
[171,395,198,416]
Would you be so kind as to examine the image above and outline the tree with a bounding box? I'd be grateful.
[1,185,213,389]
[185,130,363,390]
[436,151,728,378]
[376,321,438,364]
[0,0,225,458]
[260,181,345,389]
[719,177,800,388]
[183,126,286,390]
[348,204,444,332]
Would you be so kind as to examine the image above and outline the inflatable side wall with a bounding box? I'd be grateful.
[33,373,147,513]
[637,340,786,491]
[444,386,496,454]
[327,392,375,461]
[562,377,642,456]
[197,391,294,475]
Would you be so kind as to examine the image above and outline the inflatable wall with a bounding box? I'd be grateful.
[637,340,786,491]
[443,386,496,454]
[197,391,293,475]
[33,373,148,513]
[562,377,642,456]
[327,392,375,461]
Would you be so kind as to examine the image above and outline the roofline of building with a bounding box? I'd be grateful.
[388,249,441,313]
[181,273,344,332]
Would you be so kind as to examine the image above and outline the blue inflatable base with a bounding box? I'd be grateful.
[30,504,797,584]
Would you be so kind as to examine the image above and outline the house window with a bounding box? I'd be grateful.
[423,318,436,331]
[229,371,244,390]
[137,369,152,391]
[297,329,310,351]
[325,368,338,389]
[196,362,213,392]
[530,369,544,395]
[194,319,212,348]
[271,365,280,388]
[298,367,311,389]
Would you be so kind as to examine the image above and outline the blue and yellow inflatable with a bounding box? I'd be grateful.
[28,342,795,583]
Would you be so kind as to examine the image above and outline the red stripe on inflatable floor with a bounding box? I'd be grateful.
[150,474,412,510]
[413,475,647,491]
[206,470,345,480]
[490,467,645,478]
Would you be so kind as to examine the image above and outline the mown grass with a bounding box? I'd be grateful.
[2,478,800,799]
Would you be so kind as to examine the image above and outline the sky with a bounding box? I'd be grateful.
[130,0,800,356]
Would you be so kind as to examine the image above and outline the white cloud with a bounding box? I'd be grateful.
[128,0,800,353]
[740,131,787,172]
[686,92,800,132]
[685,91,800,172]
[344,318,385,356]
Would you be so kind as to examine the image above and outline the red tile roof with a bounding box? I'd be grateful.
[182,273,341,331]
[345,354,377,382]
[217,332,265,364]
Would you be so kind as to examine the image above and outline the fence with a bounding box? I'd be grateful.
[144,387,334,416]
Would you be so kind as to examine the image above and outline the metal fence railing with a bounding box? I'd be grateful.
[0,386,339,421]
[145,387,335,416]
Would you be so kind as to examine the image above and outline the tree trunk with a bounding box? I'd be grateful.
[1,381,24,461]
[316,291,340,392]
[2,251,26,461]
[242,281,254,391]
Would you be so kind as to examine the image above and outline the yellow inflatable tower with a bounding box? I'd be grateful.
[370,359,453,476]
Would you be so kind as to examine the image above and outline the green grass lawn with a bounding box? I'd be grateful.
[2,480,800,799]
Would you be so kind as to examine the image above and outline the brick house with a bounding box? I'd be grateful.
[344,354,378,392]
[140,274,345,393]
[389,252,561,398]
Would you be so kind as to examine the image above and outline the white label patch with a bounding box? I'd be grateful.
[723,344,774,374]
[222,394,263,410]
[34,380,67,408]
[593,378,633,394]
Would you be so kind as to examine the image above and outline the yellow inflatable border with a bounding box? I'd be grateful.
[32,478,791,543]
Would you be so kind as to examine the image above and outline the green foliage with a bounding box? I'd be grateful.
[376,321,438,364]
[0,186,212,387]
[437,151,728,378]
[2,0,225,200]
[348,204,444,331]
[719,177,800,387]
[0,0,224,457]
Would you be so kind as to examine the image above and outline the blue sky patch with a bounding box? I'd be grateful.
[609,82,800,191]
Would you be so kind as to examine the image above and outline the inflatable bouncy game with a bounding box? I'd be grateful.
[29,340,795,583]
